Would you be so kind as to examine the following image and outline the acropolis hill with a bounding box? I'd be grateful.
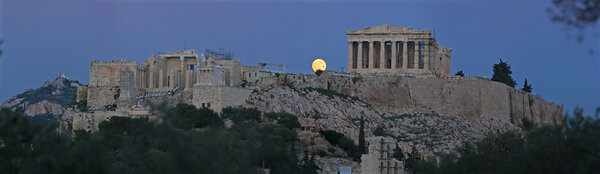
[3,24,564,174]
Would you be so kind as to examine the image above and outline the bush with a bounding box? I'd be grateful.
[0,105,305,173]
[319,130,361,161]
[69,100,88,112]
[221,107,261,124]
[374,126,386,136]
[168,103,222,130]
[410,107,600,174]
[265,112,301,129]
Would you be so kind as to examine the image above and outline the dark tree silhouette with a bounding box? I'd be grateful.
[491,59,517,88]
[521,78,533,93]
[455,70,465,77]
[393,146,405,161]
[548,0,600,42]
[359,115,366,154]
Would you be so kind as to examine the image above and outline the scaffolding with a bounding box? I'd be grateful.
[258,62,286,72]
[205,48,233,60]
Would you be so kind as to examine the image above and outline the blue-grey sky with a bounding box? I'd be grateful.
[1,0,599,115]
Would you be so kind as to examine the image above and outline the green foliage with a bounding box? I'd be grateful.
[167,103,222,130]
[69,100,89,112]
[358,116,366,154]
[491,59,517,87]
[221,106,261,124]
[521,117,535,131]
[304,87,359,101]
[393,146,405,161]
[0,105,305,173]
[300,154,320,174]
[319,130,361,161]
[374,126,386,136]
[265,112,301,129]
[521,78,533,93]
[411,107,600,174]
[455,70,465,77]
[405,146,421,172]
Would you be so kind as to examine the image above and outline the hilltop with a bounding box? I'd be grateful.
[1,75,81,122]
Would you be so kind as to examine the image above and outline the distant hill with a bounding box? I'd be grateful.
[1,75,81,122]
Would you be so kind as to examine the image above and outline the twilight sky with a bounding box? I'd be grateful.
[0,0,598,115]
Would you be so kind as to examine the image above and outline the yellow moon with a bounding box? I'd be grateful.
[312,59,326,72]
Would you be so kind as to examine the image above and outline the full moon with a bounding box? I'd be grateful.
[312,59,326,72]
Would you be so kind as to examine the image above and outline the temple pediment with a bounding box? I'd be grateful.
[346,24,430,35]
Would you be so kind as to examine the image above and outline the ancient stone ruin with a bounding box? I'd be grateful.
[347,24,452,75]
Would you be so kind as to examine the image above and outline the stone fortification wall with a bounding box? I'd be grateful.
[192,86,252,112]
[86,86,119,108]
[265,74,563,126]
[89,60,140,87]
[76,86,88,102]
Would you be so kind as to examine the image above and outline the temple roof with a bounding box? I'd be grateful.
[346,24,431,35]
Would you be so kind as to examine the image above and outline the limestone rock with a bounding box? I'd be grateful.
[24,100,64,116]
[1,76,81,119]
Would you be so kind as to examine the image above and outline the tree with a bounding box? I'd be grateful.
[548,0,600,42]
[491,59,516,87]
[405,146,420,171]
[221,107,261,124]
[358,115,366,154]
[373,126,386,136]
[300,154,319,174]
[455,70,464,77]
[521,78,533,93]
[393,146,405,161]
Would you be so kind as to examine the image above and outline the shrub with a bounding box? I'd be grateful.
[221,107,261,124]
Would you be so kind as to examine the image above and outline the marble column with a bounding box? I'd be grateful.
[379,41,385,69]
[414,41,420,69]
[391,41,397,69]
[180,56,185,86]
[148,63,154,89]
[185,70,190,89]
[402,41,408,70]
[357,42,363,70]
[424,42,429,71]
[196,70,201,85]
[368,41,374,69]
[158,69,164,88]
[347,42,353,71]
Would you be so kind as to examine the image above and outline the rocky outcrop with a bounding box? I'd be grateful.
[24,100,64,116]
[244,73,563,164]
[260,74,563,127]
[1,76,81,119]
[243,85,524,159]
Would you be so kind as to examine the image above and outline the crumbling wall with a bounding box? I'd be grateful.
[76,85,88,102]
[86,86,119,108]
[89,60,139,86]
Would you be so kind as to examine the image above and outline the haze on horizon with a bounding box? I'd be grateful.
[0,0,598,115]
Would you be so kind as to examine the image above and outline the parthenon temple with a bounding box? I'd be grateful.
[346,24,452,75]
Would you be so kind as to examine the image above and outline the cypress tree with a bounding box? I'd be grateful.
[521,78,533,93]
[491,59,517,87]
[359,115,366,154]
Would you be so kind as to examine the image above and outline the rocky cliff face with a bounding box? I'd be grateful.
[243,85,523,160]
[244,73,563,160]
[260,74,563,127]
[1,76,81,120]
